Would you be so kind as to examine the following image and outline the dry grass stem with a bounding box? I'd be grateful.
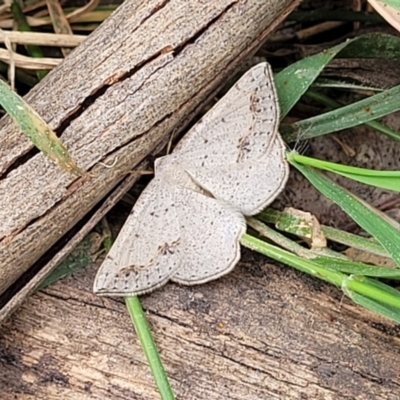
[0,30,86,46]
[0,48,61,69]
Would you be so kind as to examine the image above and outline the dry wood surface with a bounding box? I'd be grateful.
[1,252,400,399]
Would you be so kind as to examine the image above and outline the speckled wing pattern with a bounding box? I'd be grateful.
[93,62,288,296]
[171,184,245,285]
[94,177,182,296]
[156,63,288,216]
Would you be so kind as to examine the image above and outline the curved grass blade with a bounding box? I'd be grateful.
[288,161,400,268]
[275,33,400,119]
[275,40,351,118]
[305,90,400,142]
[0,79,83,176]
[337,32,400,60]
[241,234,400,323]
[288,153,400,192]
[348,291,400,324]
[345,276,400,324]
[343,275,400,323]
[281,83,400,142]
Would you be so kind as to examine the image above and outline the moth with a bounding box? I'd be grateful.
[94,62,289,296]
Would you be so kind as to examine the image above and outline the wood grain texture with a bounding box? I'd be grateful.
[0,0,299,301]
[1,252,399,399]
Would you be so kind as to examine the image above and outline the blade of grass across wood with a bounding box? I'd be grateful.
[125,297,175,400]
[342,275,400,311]
[241,233,346,286]
[102,238,174,399]
[287,152,400,192]
[289,161,400,268]
[343,276,400,323]
[348,291,400,324]
[241,234,400,323]
[0,79,83,176]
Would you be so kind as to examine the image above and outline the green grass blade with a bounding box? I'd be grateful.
[288,161,400,268]
[305,90,400,142]
[100,231,175,399]
[313,256,400,278]
[275,41,351,118]
[0,80,83,176]
[259,209,390,257]
[38,233,104,290]
[275,33,400,119]
[351,275,400,298]
[287,152,400,192]
[321,225,389,257]
[125,297,175,400]
[342,275,400,311]
[10,1,47,80]
[281,83,400,142]
[241,234,346,287]
[241,234,400,323]
[347,292,400,324]
[337,33,400,60]
[343,275,400,322]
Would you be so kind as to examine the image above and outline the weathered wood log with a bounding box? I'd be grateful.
[1,254,399,399]
[0,0,300,322]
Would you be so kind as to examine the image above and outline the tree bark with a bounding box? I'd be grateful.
[0,0,300,322]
